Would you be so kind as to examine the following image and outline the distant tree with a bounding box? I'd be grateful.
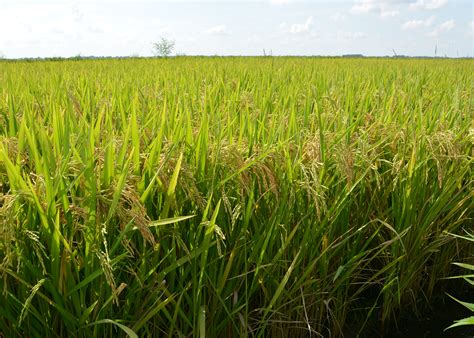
[71,53,82,61]
[152,38,175,57]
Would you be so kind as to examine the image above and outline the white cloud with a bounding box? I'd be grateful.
[380,10,399,17]
[438,19,454,30]
[71,5,84,22]
[268,0,293,5]
[330,12,346,22]
[0,3,170,57]
[245,34,261,43]
[402,16,435,29]
[428,19,454,36]
[409,0,448,10]
[338,30,368,40]
[352,0,379,14]
[204,25,232,35]
[0,0,471,58]
[468,21,474,37]
[280,16,314,34]
[352,0,399,18]
[87,26,105,34]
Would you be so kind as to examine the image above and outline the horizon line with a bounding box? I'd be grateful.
[1,54,473,60]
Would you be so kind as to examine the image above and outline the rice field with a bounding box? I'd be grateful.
[0,57,472,337]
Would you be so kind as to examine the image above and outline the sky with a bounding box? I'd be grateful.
[0,0,472,58]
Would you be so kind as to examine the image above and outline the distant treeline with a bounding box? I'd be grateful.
[0,55,472,62]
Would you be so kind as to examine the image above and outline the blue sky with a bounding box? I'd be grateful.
[0,0,472,58]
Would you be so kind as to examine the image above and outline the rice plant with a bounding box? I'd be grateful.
[445,230,474,331]
[0,57,472,337]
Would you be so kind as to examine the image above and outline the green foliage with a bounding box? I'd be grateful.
[445,231,474,331]
[0,57,472,337]
[152,38,175,57]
